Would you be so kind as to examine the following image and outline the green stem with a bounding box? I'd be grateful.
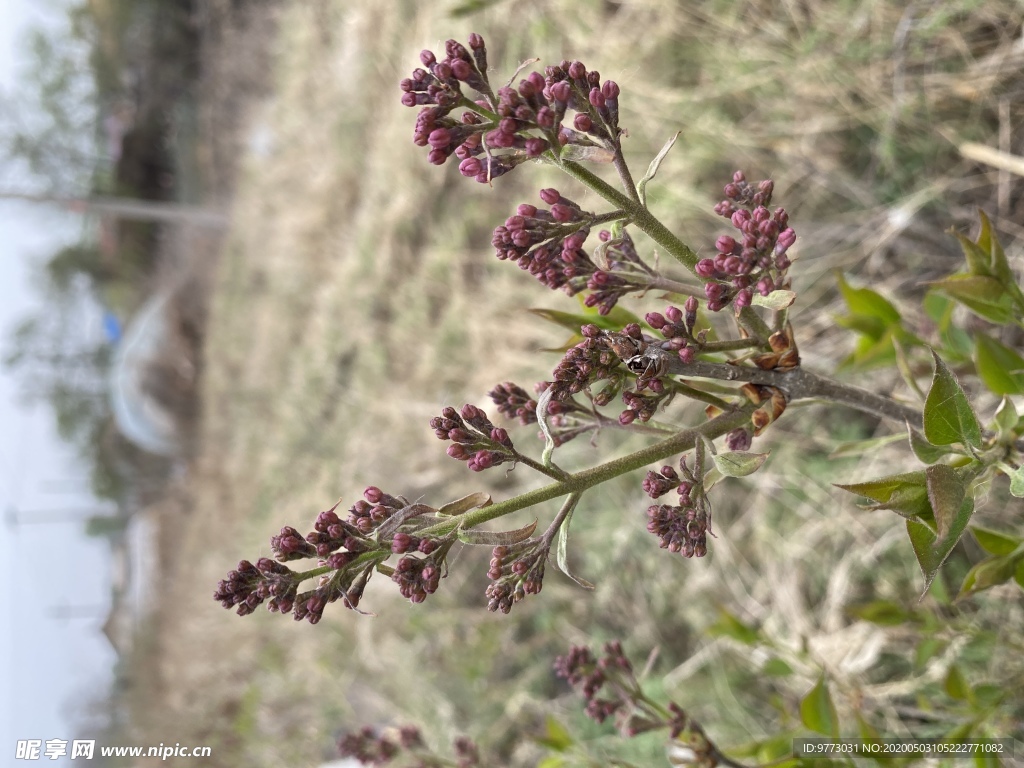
[556,159,700,270]
[419,407,753,537]
[737,306,772,347]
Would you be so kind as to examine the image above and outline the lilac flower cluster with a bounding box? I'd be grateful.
[694,171,796,311]
[213,558,301,617]
[401,35,624,184]
[338,725,482,767]
[215,487,462,622]
[642,460,709,557]
[488,381,539,425]
[485,541,548,614]
[549,323,631,401]
[430,404,515,472]
[645,298,700,364]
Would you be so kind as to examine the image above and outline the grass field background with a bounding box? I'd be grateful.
[117,2,1024,765]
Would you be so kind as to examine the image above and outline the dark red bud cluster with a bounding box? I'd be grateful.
[646,502,708,557]
[548,326,626,401]
[430,404,515,472]
[488,381,539,425]
[697,171,795,311]
[347,486,407,534]
[485,541,547,613]
[726,427,754,451]
[644,302,701,363]
[554,641,634,725]
[391,554,442,603]
[213,558,301,616]
[543,59,621,141]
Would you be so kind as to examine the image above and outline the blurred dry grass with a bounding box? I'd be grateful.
[119,1,1024,765]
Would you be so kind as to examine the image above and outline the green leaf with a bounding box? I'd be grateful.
[993,398,1019,442]
[1016,559,1024,590]
[706,607,760,644]
[906,496,976,597]
[835,471,927,503]
[925,464,966,540]
[637,131,679,207]
[976,210,1017,290]
[914,636,944,670]
[713,450,769,477]
[535,717,574,752]
[952,230,994,277]
[762,658,794,677]
[846,600,912,626]
[974,334,1024,395]
[830,433,904,459]
[930,275,1016,324]
[554,495,593,590]
[944,664,970,701]
[800,676,839,737]
[1009,464,1024,498]
[957,549,1024,599]
[527,306,638,334]
[835,471,932,519]
[908,425,952,465]
[752,290,797,310]
[837,273,902,325]
[457,519,537,547]
[923,352,983,448]
[971,525,1022,556]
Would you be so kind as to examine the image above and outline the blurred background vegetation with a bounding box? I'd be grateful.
[3,0,1023,765]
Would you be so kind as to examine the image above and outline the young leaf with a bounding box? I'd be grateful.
[846,600,913,626]
[907,425,952,465]
[974,333,1024,395]
[800,676,839,737]
[957,547,1024,599]
[925,464,966,540]
[906,496,976,598]
[993,398,1019,442]
[637,131,679,207]
[706,607,760,644]
[923,352,982,448]
[1009,464,1024,498]
[837,273,902,325]
[971,525,1023,556]
[929,275,1016,324]
[535,717,574,752]
[835,471,933,518]
[944,664,970,701]
[712,450,769,477]
[554,494,593,590]
[457,519,537,547]
[752,290,797,310]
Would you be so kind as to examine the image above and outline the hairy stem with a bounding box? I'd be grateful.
[419,407,754,537]
[556,159,700,270]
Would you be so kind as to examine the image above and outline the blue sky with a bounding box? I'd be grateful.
[1,0,118,760]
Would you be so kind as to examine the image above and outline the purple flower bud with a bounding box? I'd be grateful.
[573,113,593,132]
[364,486,383,503]
[434,62,452,80]
[776,227,796,251]
[568,61,586,79]
[550,81,571,102]
[525,138,548,157]
[715,235,737,254]
[646,312,666,329]
[517,203,538,217]
[550,203,574,223]
[468,33,485,50]
[581,323,601,338]
[447,444,469,460]
[588,88,605,108]
[733,170,746,182]
[451,59,472,80]
[420,50,436,67]
[601,80,620,99]
[539,188,561,205]
[459,157,482,177]
[731,209,751,227]
[695,259,716,278]
[734,288,752,308]
[678,346,695,363]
